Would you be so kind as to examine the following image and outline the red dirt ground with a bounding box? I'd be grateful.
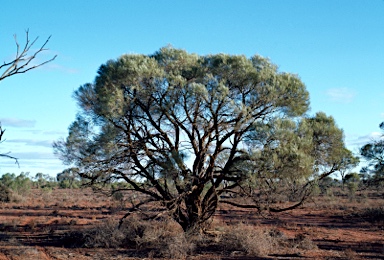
[0,188,382,259]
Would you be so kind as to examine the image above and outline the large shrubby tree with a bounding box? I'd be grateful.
[360,122,384,186]
[54,47,354,232]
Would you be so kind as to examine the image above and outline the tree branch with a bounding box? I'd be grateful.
[0,30,57,81]
[0,125,19,166]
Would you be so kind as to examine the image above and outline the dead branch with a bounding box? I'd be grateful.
[0,29,57,81]
[0,124,19,166]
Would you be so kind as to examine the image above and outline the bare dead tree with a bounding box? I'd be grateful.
[0,29,57,81]
[1,30,56,165]
[0,124,18,166]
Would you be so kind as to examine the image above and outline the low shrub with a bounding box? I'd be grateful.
[133,217,194,258]
[0,184,11,202]
[358,206,384,224]
[84,219,125,248]
[219,223,275,256]
[64,216,195,258]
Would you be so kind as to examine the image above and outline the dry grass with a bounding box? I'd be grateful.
[218,223,275,256]
[66,216,195,259]
[343,248,358,260]
[132,217,195,259]
[212,222,318,257]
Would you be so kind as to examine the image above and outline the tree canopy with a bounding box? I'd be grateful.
[54,47,355,231]
[360,122,384,185]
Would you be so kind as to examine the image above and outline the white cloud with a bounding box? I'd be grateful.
[0,156,65,176]
[40,63,79,74]
[0,118,36,128]
[43,130,67,135]
[346,131,382,148]
[20,129,67,136]
[325,87,356,103]
[8,151,57,160]
[6,139,53,148]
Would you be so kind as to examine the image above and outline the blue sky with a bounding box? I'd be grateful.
[1,0,383,176]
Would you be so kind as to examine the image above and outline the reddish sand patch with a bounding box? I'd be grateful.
[0,188,382,259]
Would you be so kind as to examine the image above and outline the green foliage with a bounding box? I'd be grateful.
[344,172,360,183]
[33,172,57,189]
[0,184,11,202]
[344,172,360,199]
[317,176,338,195]
[0,172,32,201]
[360,122,384,187]
[54,47,354,231]
[57,168,81,189]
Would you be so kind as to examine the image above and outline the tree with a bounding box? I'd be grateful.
[241,112,356,208]
[0,124,19,164]
[57,168,80,188]
[54,47,354,232]
[0,172,32,201]
[33,172,54,188]
[1,30,56,164]
[337,148,360,190]
[344,172,360,199]
[360,122,384,186]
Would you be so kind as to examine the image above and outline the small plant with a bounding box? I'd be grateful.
[134,217,194,258]
[292,233,317,250]
[344,248,358,259]
[220,223,275,256]
[112,190,124,202]
[345,172,360,201]
[83,218,125,248]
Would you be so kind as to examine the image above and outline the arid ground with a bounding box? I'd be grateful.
[0,188,382,259]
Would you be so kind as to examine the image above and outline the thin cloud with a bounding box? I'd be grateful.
[6,139,53,148]
[346,132,382,148]
[43,130,67,135]
[0,118,36,128]
[39,63,79,74]
[0,156,64,175]
[21,129,67,136]
[10,151,57,160]
[325,87,356,103]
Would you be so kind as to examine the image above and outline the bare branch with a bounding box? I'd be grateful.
[0,30,57,82]
[0,125,19,166]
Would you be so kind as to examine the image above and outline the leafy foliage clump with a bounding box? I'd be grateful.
[0,172,32,202]
[360,122,384,188]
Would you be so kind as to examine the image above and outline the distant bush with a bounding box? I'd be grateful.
[0,172,32,201]
[0,183,11,202]
[358,206,384,225]
[345,172,360,200]
[318,176,339,195]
